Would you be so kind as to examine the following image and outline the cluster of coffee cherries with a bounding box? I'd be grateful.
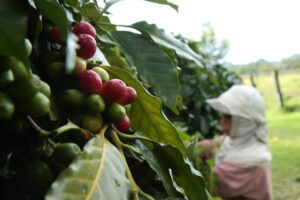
[76,67,137,133]
[51,21,97,59]
[50,21,137,133]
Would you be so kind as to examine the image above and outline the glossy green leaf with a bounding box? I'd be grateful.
[35,0,69,40]
[133,139,207,200]
[46,133,130,200]
[131,21,204,67]
[144,0,178,11]
[101,66,186,156]
[0,0,30,68]
[110,31,180,114]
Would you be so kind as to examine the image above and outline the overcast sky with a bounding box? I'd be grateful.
[108,0,300,65]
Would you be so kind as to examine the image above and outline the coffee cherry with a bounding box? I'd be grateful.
[91,67,109,83]
[22,92,50,117]
[52,143,81,166]
[62,89,86,108]
[73,57,87,75]
[76,34,97,59]
[77,70,102,95]
[113,115,130,132]
[45,61,64,80]
[39,81,51,98]
[72,22,96,38]
[101,79,126,103]
[0,92,15,121]
[86,94,105,113]
[81,114,103,133]
[51,26,65,45]
[106,103,126,122]
[117,87,137,105]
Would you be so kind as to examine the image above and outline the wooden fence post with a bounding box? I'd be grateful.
[273,69,284,108]
[249,73,256,88]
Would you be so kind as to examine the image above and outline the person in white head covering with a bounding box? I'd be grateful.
[197,85,273,200]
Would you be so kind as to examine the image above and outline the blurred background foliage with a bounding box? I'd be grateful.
[166,23,242,139]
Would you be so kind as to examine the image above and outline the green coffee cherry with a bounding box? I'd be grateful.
[61,89,86,108]
[86,94,105,113]
[106,103,126,121]
[0,92,15,121]
[2,56,28,79]
[24,38,32,56]
[52,143,81,166]
[45,61,64,80]
[39,81,51,98]
[26,160,53,193]
[0,69,14,89]
[22,92,50,117]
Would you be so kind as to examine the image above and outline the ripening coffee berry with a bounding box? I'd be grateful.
[81,114,103,133]
[73,57,87,75]
[77,70,102,95]
[91,67,109,83]
[101,79,126,103]
[51,26,65,45]
[72,22,96,38]
[113,115,130,132]
[76,34,97,59]
[117,87,137,105]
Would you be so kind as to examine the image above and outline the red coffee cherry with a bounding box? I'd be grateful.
[77,70,102,95]
[113,115,130,132]
[117,87,137,105]
[76,34,97,59]
[51,26,65,45]
[72,22,96,38]
[101,79,126,103]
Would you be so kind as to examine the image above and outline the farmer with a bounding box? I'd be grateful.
[197,85,273,200]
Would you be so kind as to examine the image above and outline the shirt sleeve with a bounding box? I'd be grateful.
[196,134,227,160]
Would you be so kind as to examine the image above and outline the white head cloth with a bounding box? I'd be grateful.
[206,85,272,166]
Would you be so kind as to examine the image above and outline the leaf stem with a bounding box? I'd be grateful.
[27,116,50,137]
[115,129,153,143]
[138,190,155,200]
[110,130,140,199]
[99,124,109,135]
[110,130,156,200]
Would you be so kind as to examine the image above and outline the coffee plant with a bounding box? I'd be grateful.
[169,26,242,139]
[0,0,212,200]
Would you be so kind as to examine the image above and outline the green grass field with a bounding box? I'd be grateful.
[243,72,300,200]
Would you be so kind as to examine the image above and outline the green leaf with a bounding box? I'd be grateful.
[133,139,207,200]
[0,0,30,68]
[101,66,186,157]
[131,21,204,67]
[34,0,69,40]
[110,31,180,114]
[91,48,110,65]
[144,0,178,12]
[99,0,123,17]
[78,2,101,22]
[65,33,78,74]
[46,133,130,200]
